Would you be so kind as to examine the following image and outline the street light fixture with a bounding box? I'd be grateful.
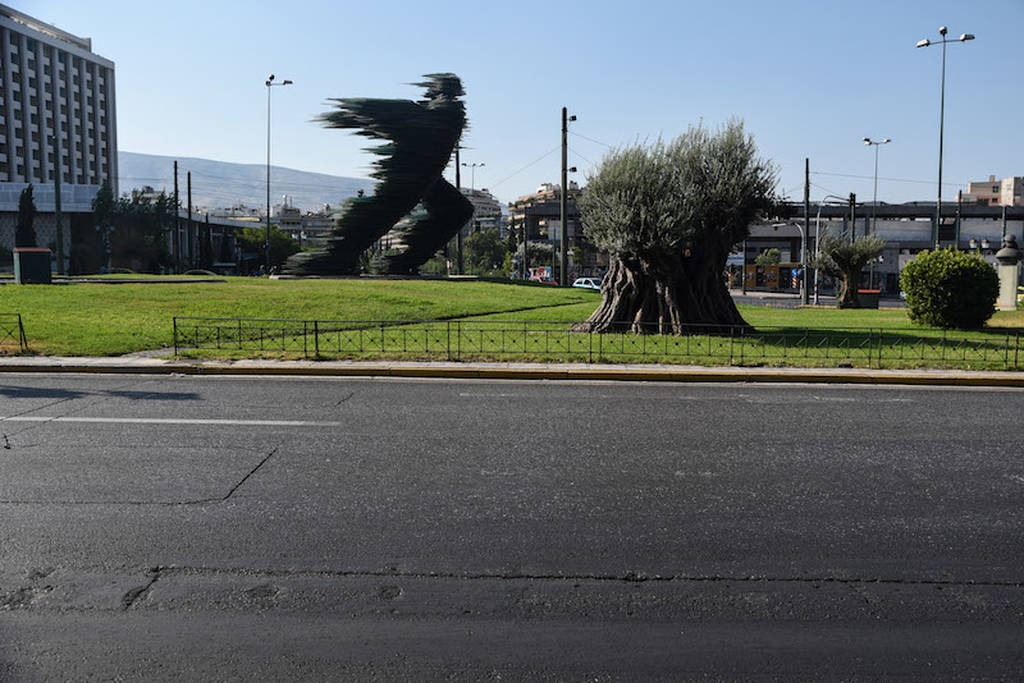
[460,162,484,193]
[862,137,891,235]
[917,26,974,249]
[265,74,292,275]
[814,195,849,305]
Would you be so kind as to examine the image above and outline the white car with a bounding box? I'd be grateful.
[572,277,602,290]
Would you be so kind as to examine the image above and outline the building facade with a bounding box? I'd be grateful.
[963,175,1024,207]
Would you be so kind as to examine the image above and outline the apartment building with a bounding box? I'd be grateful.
[963,175,1024,207]
[0,4,117,203]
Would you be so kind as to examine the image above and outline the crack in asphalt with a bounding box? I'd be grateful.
[129,564,1024,589]
[121,567,161,611]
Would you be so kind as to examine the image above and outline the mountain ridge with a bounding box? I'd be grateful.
[117,151,375,212]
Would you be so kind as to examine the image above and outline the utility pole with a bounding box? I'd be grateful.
[455,145,463,275]
[849,193,856,241]
[559,108,576,285]
[187,172,193,270]
[53,132,64,275]
[173,161,179,273]
[802,158,810,304]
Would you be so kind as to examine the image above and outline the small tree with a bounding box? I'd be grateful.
[755,248,781,266]
[92,180,116,271]
[237,225,299,271]
[463,226,507,275]
[810,229,884,308]
[899,248,998,329]
[15,185,37,248]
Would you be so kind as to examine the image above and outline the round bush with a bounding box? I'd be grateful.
[899,248,999,329]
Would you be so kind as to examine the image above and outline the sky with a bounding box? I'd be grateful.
[21,0,1024,207]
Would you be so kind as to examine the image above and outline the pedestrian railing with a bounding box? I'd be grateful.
[0,313,27,352]
[172,316,1023,369]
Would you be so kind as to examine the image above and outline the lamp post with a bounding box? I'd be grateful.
[863,138,890,288]
[460,162,484,193]
[772,221,807,303]
[814,195,848,305]
[265,74,292,274]
[862,137,891,235]
[917,26,974,249]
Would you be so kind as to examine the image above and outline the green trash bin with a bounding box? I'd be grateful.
[857,289,880,309]
[13,248,52,284]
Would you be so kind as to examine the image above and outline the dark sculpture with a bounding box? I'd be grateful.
[285,74,473,275]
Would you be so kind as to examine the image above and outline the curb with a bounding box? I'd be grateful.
[0,360,1022,388]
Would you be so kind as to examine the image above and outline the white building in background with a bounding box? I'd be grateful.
[460,187,502,233]
[0,4,117,200]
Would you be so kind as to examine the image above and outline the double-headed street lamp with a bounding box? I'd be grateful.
[460,162,484,193]
[862,137,890,235]
[265,74,292,274]
[917,26,974,249]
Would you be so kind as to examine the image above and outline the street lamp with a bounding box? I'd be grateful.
[460,162,484,193]
[917,26,974,249]
[771,221,807,303]
[814,195,849,305]
[862,137,891,235]
[265,74,292,274]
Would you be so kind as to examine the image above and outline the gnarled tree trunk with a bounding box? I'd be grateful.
[837,265,862,309]
[582,249,752,335]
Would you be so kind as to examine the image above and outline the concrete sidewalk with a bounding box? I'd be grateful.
[0,355,1021,387]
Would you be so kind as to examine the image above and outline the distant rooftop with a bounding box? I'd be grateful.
[0,3,92,51]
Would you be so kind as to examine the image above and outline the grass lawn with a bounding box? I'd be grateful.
[2,276,1022,369]
[0,277,594,356]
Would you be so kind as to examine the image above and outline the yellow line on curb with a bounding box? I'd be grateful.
[0,363,1022,387]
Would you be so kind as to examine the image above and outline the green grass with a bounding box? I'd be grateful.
[2,276,1023,370]
[0,277,595,356]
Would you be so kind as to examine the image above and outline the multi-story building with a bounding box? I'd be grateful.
[460,187,501,233]
[0,4,116,263]
[962,175,1024,207]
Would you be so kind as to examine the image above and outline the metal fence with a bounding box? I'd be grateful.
[0,313,27,352]
[172,316,1023,369]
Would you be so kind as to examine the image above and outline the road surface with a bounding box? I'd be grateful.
[1,374,1022,679]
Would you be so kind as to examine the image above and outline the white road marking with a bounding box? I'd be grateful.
[0,416,343,427]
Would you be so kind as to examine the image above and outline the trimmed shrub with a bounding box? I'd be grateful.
[899,249,998,329]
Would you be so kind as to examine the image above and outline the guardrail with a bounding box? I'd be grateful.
[172,317,1023,369]
[0,313,27,352]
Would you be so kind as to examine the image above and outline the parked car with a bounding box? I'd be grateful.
[572,277,602,290]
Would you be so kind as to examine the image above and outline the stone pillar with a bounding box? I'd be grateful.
[995,235,1021,311]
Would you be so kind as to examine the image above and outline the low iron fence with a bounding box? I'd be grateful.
[172,316,1023,369]
[0,313,27,352]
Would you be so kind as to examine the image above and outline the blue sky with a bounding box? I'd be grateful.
[24,0,1024,206]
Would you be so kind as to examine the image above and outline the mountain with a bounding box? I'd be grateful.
[118,152,375,212]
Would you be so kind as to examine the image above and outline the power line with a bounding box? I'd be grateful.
[568,147,596,168]
[569,130,613,148]
[812,170,963,188]
[490,146,559,189]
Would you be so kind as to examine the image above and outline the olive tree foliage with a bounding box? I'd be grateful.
[809,228,885,308]
[580,121,777,333]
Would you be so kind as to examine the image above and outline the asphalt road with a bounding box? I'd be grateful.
[1,374,1023,680]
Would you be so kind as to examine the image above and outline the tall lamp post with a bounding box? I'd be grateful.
[265,74,292,274]
[560,107,576,286]
[460,162,484,193]
[862,137,890,235]
[813,195,849,305]
[917,26,974,249]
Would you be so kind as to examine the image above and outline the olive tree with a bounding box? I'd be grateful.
[580,121,777,334]
[810,228,884,308]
